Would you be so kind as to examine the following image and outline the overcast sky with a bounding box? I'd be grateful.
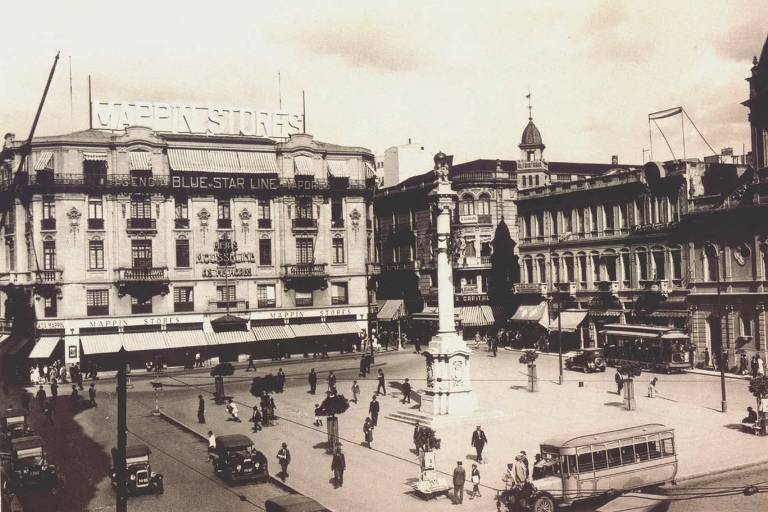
[1,0,766,165]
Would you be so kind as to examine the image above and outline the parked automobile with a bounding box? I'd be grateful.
[565,348,607,373]
[109,444,164,495]
[0,409,34,444]
[8,436,58,493]
[265,494,330,512]
[211,434,268,485]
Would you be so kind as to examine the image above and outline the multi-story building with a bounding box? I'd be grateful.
[0,126,376,373]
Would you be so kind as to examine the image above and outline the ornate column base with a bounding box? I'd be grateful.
[419,331,478,416]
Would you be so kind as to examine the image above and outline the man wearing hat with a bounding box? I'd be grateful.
[471,425,488,463]
[452,460,466,504]
[277,442,291,481]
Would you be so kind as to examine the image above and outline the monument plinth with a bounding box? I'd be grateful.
[420,152,477,416]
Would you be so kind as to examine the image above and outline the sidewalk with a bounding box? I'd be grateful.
[684,368,754,381]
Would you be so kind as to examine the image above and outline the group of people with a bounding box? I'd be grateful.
[700,348,765,377]
[29,360,89,388]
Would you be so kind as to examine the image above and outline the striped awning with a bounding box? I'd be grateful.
[205,330,256,345]
[510,303,547,323]
[326,321,361,335]
[545,310,588,333]
[377,299,404,321]
[128,151,152,171]
[168,149,279,173]
[82,152,108,161]
[327,160,349,177]
[164,330,211,349]
[289,323,331,337]
[28,337,61,359]
[80,334,123,355]
[34,151,54,171]
[251,325,294,341]
[294,156,314,176]
[458,306,489,327]
[364,162,376,179]
[121,332,168,352]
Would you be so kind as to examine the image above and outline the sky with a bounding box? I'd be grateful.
[1,0,766,166]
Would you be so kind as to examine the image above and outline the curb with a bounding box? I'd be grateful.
[157,409,335,511]
[674,456,768,484]
[683,369,752,381]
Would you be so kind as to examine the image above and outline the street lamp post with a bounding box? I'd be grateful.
[715,247,727,413]
[551,232,573,386]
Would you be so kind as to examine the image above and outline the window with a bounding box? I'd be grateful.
[621,250,631,287]
[535,212,544,237]
[564,254,575,282]
[42,196,55,219]
[331,282,348,305]
[88,240,104,270]
[604,204,614,232]
[671,248,682,281]
[258,199,271,228]
[217,200,231,229]
[576,209,585,234]
[175,238,190,267]
[332,237,345,264]
[257,284,276,308]
[536,256,546,283]
[83,158,107,185]
[636,249,649,281]
[295,290,313,307]
[331,198,344,228]
[704,244,719,281]
[296,197,313,219]
[464,237,476,257]
[604,253,617,282]
[42,240,56,270]
[259,238,272,266]
[535,175,540,186]
[652,247,666,279]
[216,285,236,304]
[130,296,152,314]
[740,312,754,338]
[460,194,475,216]
[618,203,628,229]
[5,239,14,271]
[576,447,594,473]
[592,446,608,470]
[635,198,646,225]
[296,238,314,264]
[563,209,573,234]
[591,252,601,282]
[578,253,588,283]
[477,194,491,216]
[762,243,768,278]
[131,240,152,268]
[523,257,533,283]
[669,196,679,221]
[88,196,104,230]
[589,206,598,232]
[552,255,561,283]
[174,197,188,219]
[173,286,194,312]
[43,296,57,318]
[130,196,152,218]
[550,211,559,236]
[523,216,532,238]
[86,289,109,316]
[660,435,675,457]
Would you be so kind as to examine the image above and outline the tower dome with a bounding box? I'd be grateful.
[519,120,544,148]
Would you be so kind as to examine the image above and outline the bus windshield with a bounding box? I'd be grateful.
[533,451,562,479]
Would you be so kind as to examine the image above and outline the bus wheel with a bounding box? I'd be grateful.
[532,494,556,512]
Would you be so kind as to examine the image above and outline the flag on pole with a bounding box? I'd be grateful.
[525,93,531,99]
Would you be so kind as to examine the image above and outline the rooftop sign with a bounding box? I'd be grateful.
[91,100,304,138]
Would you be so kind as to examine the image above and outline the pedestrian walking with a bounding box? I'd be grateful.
[198,394,206,424]
[491,336,498,357]
[269,396,277,422]
[376,369,386,396]
[251,406,262,432]
[401,378,411,404]
[58,364,68,384]
[703,347,711,368]
[75,362,84,390]
[615,370,624,395]
[471,425,488,463]
[36,386,47,412]
[308,368,318,394]
[226,399,241,422]
[314,404,323,427]
[519,451,529,480]
[277,442,291,480]
[363,417,374,447]
[359,355,367,377]
[208,431,216,459]
[453,461,466,504]
[369,395,380,426]
[351,380,360,403]
[50,380,58,406]
[469,464,481,499]
[43,399,54,426]
[647,377,658,398]
[195,351,203,368]
[413,422,423,454]
[758,354,765,377]
[751,355,759,378]
[740,352,748,375]
[88,383,97,408]
[277,368,286,393]
[331,446,346,488]
[327,371,337,394]
[70,385,79,410]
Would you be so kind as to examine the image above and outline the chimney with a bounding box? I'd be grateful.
[611,155,618,165]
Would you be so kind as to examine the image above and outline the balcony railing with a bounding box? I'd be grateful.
[331,296,348,305]
[630,221,679,235]
[457,256,491,268]
[477,214,492,225]
[208,299,249,310]
[292,218,318,230]
[87,218,104,230]
[174,218,190,229]
[116,267,169,282]
[514,283,548,295]
[366,262,382,275]
[217,218,232,230]
[35,269,62,284]
[381,261,419,272]
[126,218,156,231]
[639,279,670,296]
[596,280,620,294]
[555,282,578,296]
[173,302,195,312]
[40,218,56,231]
[295,297,313,307]
[450,170,514,183]
[257,218,272,229]
[257,299,276,309]
[331,218,345,229]
[281,263,328,278]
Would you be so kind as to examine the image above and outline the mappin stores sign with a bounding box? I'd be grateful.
[91,100,304,138]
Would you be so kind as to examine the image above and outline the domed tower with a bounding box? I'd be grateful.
[517,94,549,190]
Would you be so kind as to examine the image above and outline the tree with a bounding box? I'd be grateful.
[488,219,519,309]
[518,349,539,366]
[317,394,350,417]
[749,376,768,403]
[617,362,642,379]
[519,349,539,392]
[210,363,234,403]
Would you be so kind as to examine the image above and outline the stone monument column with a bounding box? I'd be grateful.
[420,152,477,416]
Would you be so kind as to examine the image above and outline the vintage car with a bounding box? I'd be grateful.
[265,494,330,512]
[109,444,164,495]
[211,434,268,485]
[8,436,58,493]
[0,409,34,443]
[564,348,607,373]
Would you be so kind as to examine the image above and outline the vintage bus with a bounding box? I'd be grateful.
[499,424,678,512]
[600,324,690,373]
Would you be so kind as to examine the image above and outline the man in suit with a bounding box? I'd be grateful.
[197,394,206,423]
[453,461,466,504]
[277,442,291,480]
[308,368,318,394]
[376,369,386,395]
[369,395,380,426]
[331,446,346,488]
[401,378,412,404]
[471,425,488,463]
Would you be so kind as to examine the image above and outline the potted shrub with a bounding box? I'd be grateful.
[519,349,539,392]
[317,394,350,453]
[210,362,234,404]
[748,376,768,435]
[617,362,642,411]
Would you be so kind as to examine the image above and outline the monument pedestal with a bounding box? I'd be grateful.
[419,331,477,417]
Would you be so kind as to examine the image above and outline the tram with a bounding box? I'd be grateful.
[600,324,690,373]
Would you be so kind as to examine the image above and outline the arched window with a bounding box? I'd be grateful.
[651,245,666,280]
[739,311,754,338]
[523,256,534,283]
[590,250,601,283]
[669,245,682,282]
[563,252,575,283]
[636,247,649,281]
[703,243,719,282]
[551,254,561,283]
[460,194,475,216]
[620,248,631,287]
[577,252,588,284]
[602,249,618,282]
[477,194,491,216]
[535,254,547,284]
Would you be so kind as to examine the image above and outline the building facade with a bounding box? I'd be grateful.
[0,126,376,372]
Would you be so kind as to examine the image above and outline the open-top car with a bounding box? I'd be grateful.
[564,348,607,373]
[0,409,34,443]
[211,434,268,485]
[110,444,164,495]
[8,436,58,493]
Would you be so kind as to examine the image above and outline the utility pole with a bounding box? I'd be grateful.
[715,247,727,413]
[116,347,128,512]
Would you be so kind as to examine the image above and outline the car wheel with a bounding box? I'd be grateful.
[532,494,557,512]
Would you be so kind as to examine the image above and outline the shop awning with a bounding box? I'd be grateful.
[326,321,361,335]
[82,152,108,161]
[294,155,314,176]
[546,311,588,333]
[34,151,54,171]
[660,332,689,340]
[290,323,331,337]
[128,152,152,171]
[168,149,279,173]
[206,330,256,345]
[327,160,349,177]
[28,337,61,359]
[164,330,211,349]
[7,336,33,356]
[251,325,294,341]
[80,334,123,355]
[599,329,661,340]
[458,306,493,327]
[510,303,547,323]
[121,332,168,352]
[364,162,376,179]
[377,299,405,321]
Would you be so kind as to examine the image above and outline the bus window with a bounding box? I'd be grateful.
[647,434,661,459]
[619,439,635,465]
[563,455,577,474]
[605,441,621,468]
[634,436,650,461]
[661,436,675,456]
[592,445,608,470]
[576,447,594,473]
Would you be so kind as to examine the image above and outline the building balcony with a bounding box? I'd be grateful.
[366,262,382,275]
[34,269,63,284]
[477,214,492,225]
[174,218,190,229]
[116,267,169,282]
[514,283,549,295]
[455,256,491,269]
[257,218,272,229]
[217,218,232,230]
[126,218,156,232]
[331,218,345,229]
[208,299,249,311]
[40,218,56,231]
[88,218,105,230]
[516,159,548,171]
[381,261,419,272]
[629,221,679,235]
[281,263,328,279]
[596,280,620,295]
[292,218,318,231]
[639,279,670,296]
[450,170,514,184]
[257,299,276,309]
[554,282,578,296]
[173,301,195,312]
